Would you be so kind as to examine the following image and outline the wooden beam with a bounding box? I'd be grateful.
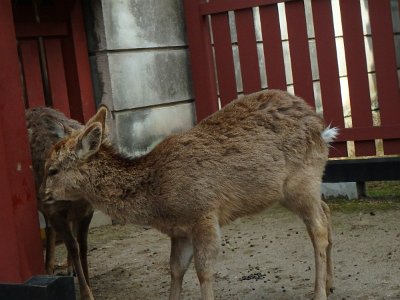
[0,0,44,283]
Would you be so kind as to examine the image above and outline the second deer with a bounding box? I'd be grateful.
[41,90,337,300]
[26,107,94,300]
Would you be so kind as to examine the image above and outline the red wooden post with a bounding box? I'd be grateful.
[368,0,400,155]
[45,38,71,116]
[260,4,287,91]
[65,0,96,122]
[311,0,347,157]
[183,0,219,122]
[19,39,46,108]
[0,0,44,283]
[285,1,315,107]
[211,11,238,107]
[235,8,262,94]
[340,0,375,157]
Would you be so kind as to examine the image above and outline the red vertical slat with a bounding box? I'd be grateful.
[44,38,71,116]
[368,0,400,155]
[311,0,347,157]
[183,0,219,122]
[259,4,286,91]
[19,39,46,108]
[285,1,315,107]
[235,8,262,94]
[65,1,96,123]
[0,0,44,283]
[340,0,375,156]
[211,12,238,107]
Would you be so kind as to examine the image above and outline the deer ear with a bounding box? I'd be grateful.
[85,105,110,140]
[40,115,74,139]
[76,122,103,160]
[86,105,109,133]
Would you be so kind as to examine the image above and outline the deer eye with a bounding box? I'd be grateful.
[48,167,59,177]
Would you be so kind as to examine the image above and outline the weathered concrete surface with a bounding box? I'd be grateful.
[114,102,195,156]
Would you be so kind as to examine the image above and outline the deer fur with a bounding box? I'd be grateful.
[41,90,336,300]
[26,107,94,300]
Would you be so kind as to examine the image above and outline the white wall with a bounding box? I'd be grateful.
[83,0,194,156]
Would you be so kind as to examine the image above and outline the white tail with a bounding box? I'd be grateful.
[322,126,339,145]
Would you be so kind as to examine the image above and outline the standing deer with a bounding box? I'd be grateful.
[26,107,94,300]
[41,90,337,300]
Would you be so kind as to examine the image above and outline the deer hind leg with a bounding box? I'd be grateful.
[169,237,193,300]
[77,212,94,286]
[321,201,334,294]
[282,182,330,300]
[192,214,221,300]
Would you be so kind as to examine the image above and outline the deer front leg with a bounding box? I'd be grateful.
[169,237,193,300]
[52,219,94,300]
[192,214,221,300]
[77,212,94,286]
[45,226,56,274]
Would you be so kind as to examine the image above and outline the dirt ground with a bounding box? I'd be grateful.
[59,200,400,300]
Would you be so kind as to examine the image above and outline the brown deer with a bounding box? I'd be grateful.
[41,90,337,300]
[26,107,94,300]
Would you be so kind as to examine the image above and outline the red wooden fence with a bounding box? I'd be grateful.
[14,0,95,122]
[0,0,95,283]
[183,0,400,158]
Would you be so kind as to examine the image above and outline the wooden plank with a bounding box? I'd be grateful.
[259,4,287,90]
[44,38,71,117]
[200,0,297,15]
[311,0,347,157]
[0,0,44,283]
[183,0,219,122]
[333,125,400,142]
[63,1,96,123]
[285,1,315,107]
[368,0,400,155]
[19,39,46,108]
[340,0,375,156]
[211,12,238,107]
[15,22,69,38]
[235,8,262,94]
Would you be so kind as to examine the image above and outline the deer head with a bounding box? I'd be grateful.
[40,106,109,203]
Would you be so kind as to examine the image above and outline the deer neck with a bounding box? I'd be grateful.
[84,145,156,225]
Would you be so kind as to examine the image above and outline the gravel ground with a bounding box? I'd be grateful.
[52,199,400,300]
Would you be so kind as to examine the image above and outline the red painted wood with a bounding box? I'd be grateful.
[334,125,400,142]
[211,12,237,107]
[44,38,71,117]
[38,0,75,22]
[0,119,22,283]
[200,0,296,15]
[259,4,287,91]
[63,1,96,123]
[19,39,46,108]
[184,0,219,122]
[70,0,96,122]
[0,0,44,282]
[368,0,400,155]
[15,22,68,38]
[235,8,262,94]
[340,0,376,156]
[285,1,315,107]
[311,0,347,157]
